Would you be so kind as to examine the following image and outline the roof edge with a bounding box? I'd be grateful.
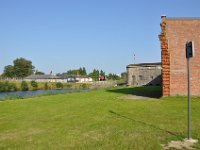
[127,62,161,68]
[165,17,200,20]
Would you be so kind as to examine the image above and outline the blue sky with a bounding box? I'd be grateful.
[1,0,200,75]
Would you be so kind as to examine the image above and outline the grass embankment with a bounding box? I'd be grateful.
[0,80,91,91]
[0,86,200,150]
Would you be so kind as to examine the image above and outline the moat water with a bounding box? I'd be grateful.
[0,89,88,99]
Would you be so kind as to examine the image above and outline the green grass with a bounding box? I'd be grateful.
[0,86,200,150]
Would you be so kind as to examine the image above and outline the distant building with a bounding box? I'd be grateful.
[75,75,93,83]
[25,74,62,82]
[25,74,93,83]
[57,74,93,83]
[127,63,162,86]
[160,16,200,96]
[99,76,106,81]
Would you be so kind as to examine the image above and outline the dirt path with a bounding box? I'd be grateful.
[119,94,159,100]
[162,139,198,150]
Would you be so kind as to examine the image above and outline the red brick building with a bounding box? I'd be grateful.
[160,16,200,96]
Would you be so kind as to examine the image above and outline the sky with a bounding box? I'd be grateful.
[0,0,200,75]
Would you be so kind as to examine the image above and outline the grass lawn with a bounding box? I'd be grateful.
[0,86,200,150]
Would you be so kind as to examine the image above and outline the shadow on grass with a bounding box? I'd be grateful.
[107,86,162,99]
[109,110,184,139]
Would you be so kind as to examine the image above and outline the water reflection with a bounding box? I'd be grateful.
[0,89,88,99]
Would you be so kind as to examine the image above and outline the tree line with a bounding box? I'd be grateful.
[1,57,127,81]
[57,68,126,81]
[56,68,106,81]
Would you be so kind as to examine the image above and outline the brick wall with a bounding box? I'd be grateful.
[160,16,200,96]
[160,16,170,96]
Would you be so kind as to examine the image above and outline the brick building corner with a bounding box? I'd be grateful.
[159,16,200,96]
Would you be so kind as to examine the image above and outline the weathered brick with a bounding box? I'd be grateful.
[160,16,200,96]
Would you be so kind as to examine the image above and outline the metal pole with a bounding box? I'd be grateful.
[187,58,191,140]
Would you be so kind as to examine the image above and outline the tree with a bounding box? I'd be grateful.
[13,58,35,78]
[35,70,45,75]
[3,65,15,78]
[78,67,87,75]
[100,70,105,76]
[64,67,87,76]
[89,69,100,81]
[81,67,87,75]
[3,57,35,79]
[67,69,79,75]
[107,73,120,80]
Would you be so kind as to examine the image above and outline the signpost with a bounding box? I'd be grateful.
[186,41,194,140]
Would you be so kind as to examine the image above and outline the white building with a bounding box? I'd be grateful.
[25,74,93,83]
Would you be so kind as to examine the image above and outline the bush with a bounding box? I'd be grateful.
[56,82,63,89]
[0,81,6,92]
[65,83,72,89]
[8,82,17,92]
[30,80,38,90]
[44,82,48,90]
[0,81,17,92]
[0,82,3,92]
[80,83,87,89]
[3,81,9,92]
[21,81,29,91]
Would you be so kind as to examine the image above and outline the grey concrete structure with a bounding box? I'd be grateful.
[127,63,162,86]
